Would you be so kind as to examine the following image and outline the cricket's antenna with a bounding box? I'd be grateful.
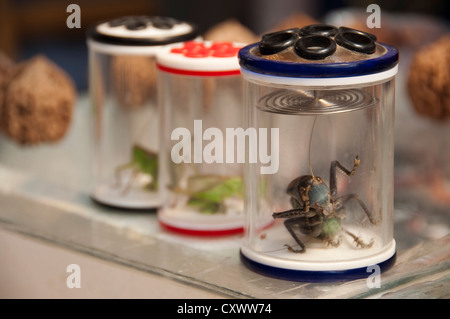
[309,115,318,182]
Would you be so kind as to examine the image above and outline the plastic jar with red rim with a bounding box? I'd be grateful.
[156,40,247,236]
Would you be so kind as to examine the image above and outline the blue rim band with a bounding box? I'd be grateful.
[238,42,399,78]
[240,250,396,282]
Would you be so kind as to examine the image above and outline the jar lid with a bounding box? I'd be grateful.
[87,16,199,54]
[156,41,243,76]
[239,24,399,86]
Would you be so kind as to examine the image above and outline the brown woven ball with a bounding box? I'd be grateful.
[267,13,318,34]
[203,19,259,43]
[407,35,450,121]
[111,55,157,109]
[2,55,76,144]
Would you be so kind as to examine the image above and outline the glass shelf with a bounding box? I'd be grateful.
[0,94,448,299]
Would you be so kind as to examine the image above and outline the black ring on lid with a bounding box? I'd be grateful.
[335,28,376,54]
[338,26,377,41]
[124,20,148,30]
[259,29,300,55]
[151,16,180,29]
[294,35,337,60]
[107,16,179,30]
[299,24,338,37]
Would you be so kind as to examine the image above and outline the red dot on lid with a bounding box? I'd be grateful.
[184,47,210,58]
[211,46,240,58]
[183,41,206,49]
[171,41,240,58]
[210,42,234,50]
[170,48,185,54]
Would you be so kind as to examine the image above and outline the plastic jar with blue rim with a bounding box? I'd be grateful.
[238,24,399,281]
[87,16,198,209]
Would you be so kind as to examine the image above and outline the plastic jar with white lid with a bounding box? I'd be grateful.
[87,16,198,209]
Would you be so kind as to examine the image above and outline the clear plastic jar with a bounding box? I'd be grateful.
[157,41,246,235]
[87,16,198,209]
[238,25,399,281]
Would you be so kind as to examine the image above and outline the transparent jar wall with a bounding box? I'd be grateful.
[242,79,396,270]
[158,71,245,234]
[89,49,160,209]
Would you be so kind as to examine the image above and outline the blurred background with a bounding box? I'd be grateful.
[0,0,448,90]
[0,0,449,250]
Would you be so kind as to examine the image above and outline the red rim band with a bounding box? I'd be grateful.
[159,220,244,237]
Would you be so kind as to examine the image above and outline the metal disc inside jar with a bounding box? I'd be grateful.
[257,88,378,115]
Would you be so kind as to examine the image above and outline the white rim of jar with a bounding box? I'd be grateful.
[240,64,398,88]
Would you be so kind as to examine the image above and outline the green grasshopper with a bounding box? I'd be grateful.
[173,175,244,214]
[115,145,158,195]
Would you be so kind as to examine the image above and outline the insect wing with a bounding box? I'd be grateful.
[186,176,243,214]
[189,176,243,203]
